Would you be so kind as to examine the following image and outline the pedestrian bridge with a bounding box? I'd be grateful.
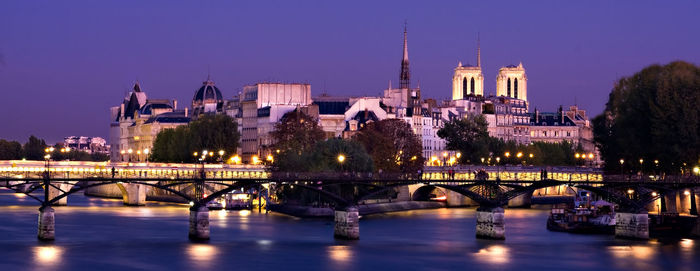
[0,166,697,242]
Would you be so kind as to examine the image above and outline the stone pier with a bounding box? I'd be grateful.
[334,206,359,240]
[476,206,505,240]
[47,182,76,206]
[615,212,649,239]
[38,206,55,241]
[188,206,210,241]
[116,183,148,206]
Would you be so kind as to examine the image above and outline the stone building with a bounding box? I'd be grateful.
[109,82,190,162]
[240,83,313,162]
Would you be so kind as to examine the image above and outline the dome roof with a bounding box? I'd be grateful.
[192,79,223,107]
[192,78,224,115]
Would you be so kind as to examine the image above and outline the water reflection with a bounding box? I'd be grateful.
[473,245,510,265]
[186,244,218,268]
[34,246,63,265]
[607,245,656,269]
[327,246,353,263]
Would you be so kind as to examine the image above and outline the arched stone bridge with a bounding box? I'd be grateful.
[1,174,698,241]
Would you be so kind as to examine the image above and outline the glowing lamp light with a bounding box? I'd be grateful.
[266,155,273,161]
[505,152,510,158]
[337,154,346,163]
[684,190,691,196]
[651,192,658,197]
[627,189,634,195]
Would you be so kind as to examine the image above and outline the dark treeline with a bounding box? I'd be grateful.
[150,114,240,163]
[270,109,424,174]
[593,61,700,174]
[0,135,109,161]
[438,114,586,166]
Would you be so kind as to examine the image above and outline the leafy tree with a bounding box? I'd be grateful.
[0,140,22,160]
[437,114,491,164]
[355,119,424,174]
[272,138,373,173]
[22,135,47,160]
[150,114,239,163]
[271,109,324,154]
[593,61,700,173]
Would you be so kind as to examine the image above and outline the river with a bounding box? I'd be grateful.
[0,190,697,271]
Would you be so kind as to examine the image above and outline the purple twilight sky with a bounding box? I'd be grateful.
[1,0,699,144]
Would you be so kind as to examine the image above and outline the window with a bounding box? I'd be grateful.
[463,77,468,97]
[514,78,519,99]
[470,77,475,95]
[507,78,511,97]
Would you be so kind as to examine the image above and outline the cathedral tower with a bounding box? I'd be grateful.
[496,62,527,101]
[452,37,484,100]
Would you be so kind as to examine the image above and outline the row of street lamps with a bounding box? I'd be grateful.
[119,148,149,163]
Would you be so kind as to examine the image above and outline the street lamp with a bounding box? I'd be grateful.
[619,159,625,176]
[639,158,644,176]
[496,157,501,180]
[230,155,241,164]
[337,154,345,163]
[218,150,225,165]
[127,148,133,162]
[143,148,149,164]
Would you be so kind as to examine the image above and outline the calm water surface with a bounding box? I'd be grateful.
[0,190,697,271]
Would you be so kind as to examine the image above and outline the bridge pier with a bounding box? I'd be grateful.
[476,206,505,240]
[16,183,33,193]
[37,206,55,241]
[48,183,75,206]
[615,212,649,239]
[188,206,210,241]
[116,183,148,206]
[334,206,359,240]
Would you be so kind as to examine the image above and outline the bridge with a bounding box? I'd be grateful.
[1,166,698,242]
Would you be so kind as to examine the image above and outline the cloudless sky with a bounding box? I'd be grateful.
[1,0,699,143]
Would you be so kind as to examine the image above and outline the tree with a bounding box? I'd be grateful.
[273,138,373,173]
[0,139,22,160]
[593,61,700,173]
[22,135,47,160]
[150,114,240,163]
[355,119,424,174]
[271,109,325,154]
[437,114,491,164]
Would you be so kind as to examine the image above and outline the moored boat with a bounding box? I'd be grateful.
[547,190,616,234]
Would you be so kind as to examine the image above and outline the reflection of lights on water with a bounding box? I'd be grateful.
[217,209,227,218]
[239,210,251,216]
[474,245,509,264]
[34,246,62,265]
[187,244,218,267]
[680,239,694,249]
[327,246,352,263]
[257,239,272,246]
[14,193,26,198]
[608,245,655,261]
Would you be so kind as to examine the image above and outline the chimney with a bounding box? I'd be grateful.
[120,104,125,119]
[173,99,178,110]
[185,107,188,117]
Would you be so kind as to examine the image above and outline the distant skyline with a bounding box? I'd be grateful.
[1,0,699,143]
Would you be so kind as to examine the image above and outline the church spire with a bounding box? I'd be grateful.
[399,22,410,89]
[477,33,481,68]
